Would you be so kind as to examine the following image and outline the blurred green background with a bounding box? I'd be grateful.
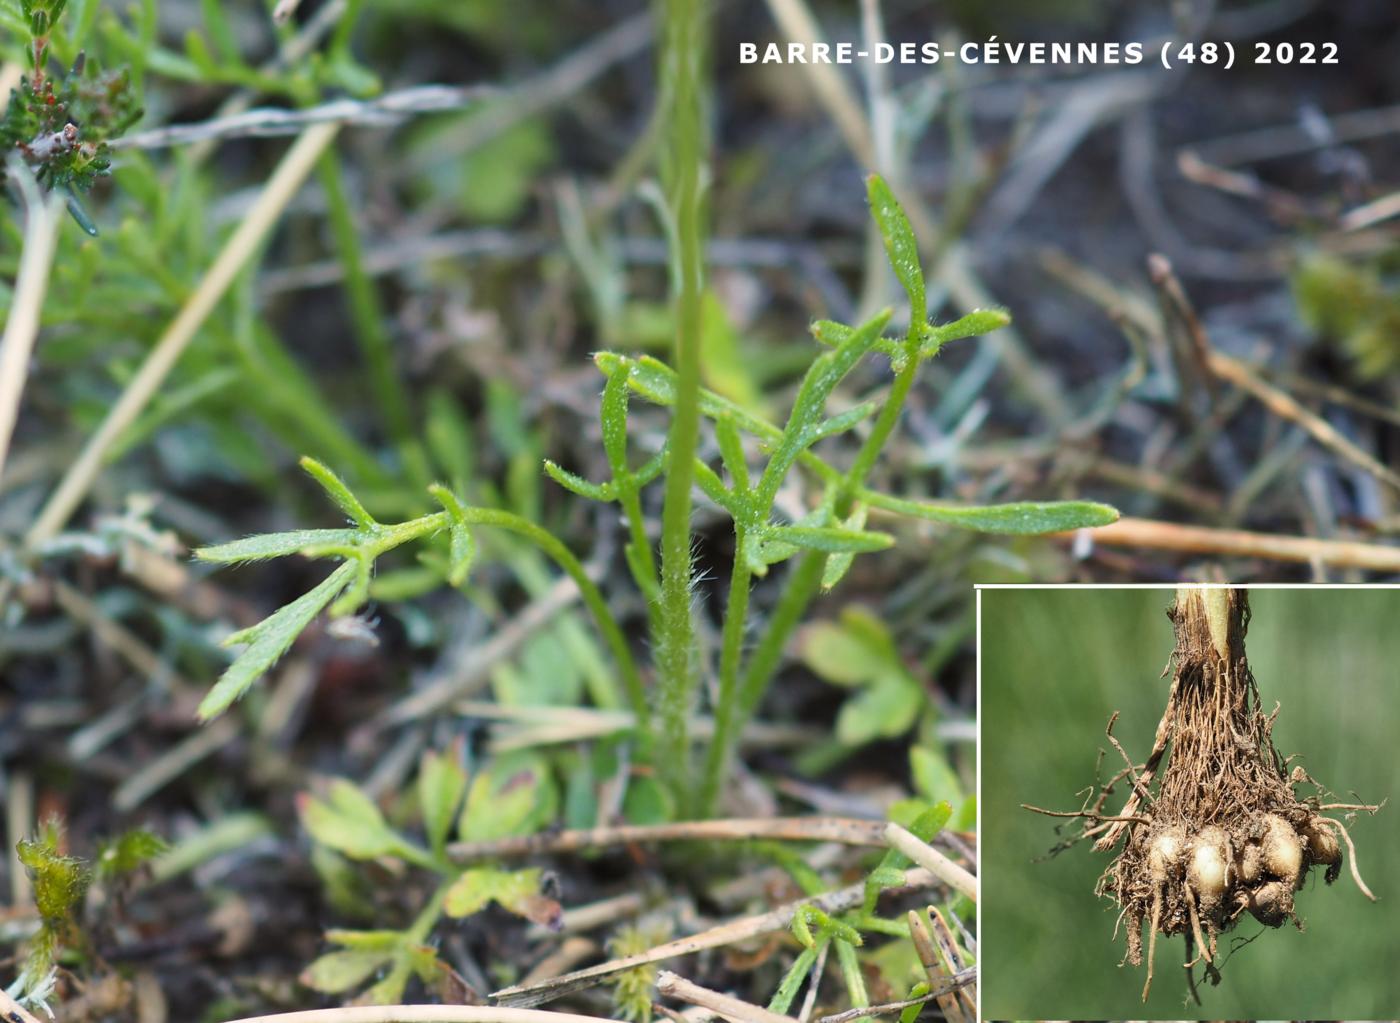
[981,587,1399,1020]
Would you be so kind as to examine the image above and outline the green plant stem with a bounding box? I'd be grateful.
[356,506,647,724]
[698,530,752,815]
[626,492,661,600]
[834,937,870,1008]
[840,357,918,511]
[316,150,431,486]
[655,0,707,813]
[619,486,663,627]
[737,549,825,716]
[375,881,450,998]
[445,508,649,725]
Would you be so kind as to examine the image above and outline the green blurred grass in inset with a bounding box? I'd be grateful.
[981,588,1400,1019]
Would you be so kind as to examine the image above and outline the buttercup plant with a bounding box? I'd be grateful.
[193,172,1118,814]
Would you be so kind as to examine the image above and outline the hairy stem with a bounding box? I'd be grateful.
[737,549,825,718]
[655,0,707,812]
[699,530,753,815]
[457,507,649,725]
[353,506,648,724]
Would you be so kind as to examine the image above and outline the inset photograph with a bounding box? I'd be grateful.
[980,586,1397,1019]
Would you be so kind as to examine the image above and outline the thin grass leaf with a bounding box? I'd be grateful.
[862,490,1119,535]
[835,937,869,1008]
[300,456,376,527]
[768,943,821,1014]
[194,528,362,564]
[198,561,357,720]
[868,174,924,324]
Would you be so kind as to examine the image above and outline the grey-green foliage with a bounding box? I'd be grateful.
[191,176,1118,810]
[0,0,417,501]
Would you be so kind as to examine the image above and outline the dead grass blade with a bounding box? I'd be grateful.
[451,817,888,861]
[491,868,937,1007]
[656,970,798,1023]
[1082,516,1400,573]
[882,823,976,901]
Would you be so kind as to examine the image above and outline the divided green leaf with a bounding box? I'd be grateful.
[299,778,405,861]
[418,746,468,857]
[198,560,357,720]
[457,753,557,843]
[443,866,562,929]
[195,528,362,564]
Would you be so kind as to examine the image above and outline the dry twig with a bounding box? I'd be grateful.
[812,970,976,1023]
[882,823,977,901]
[114,87,495,150]
[1082,516,1400,573]
[491,868,937,1007]
[452,817,888,861]
[0,164,63,484]
[655,971,797,1023]
[213,1008,631,1023]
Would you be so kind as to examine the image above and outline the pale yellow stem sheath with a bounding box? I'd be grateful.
[884,822,978,901]
[24,122,340,550]
[1176,586,1233,661]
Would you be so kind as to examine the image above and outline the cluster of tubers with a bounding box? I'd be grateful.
[1029,588,1379,1002]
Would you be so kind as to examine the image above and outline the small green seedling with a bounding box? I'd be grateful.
[295,745,561,1004]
